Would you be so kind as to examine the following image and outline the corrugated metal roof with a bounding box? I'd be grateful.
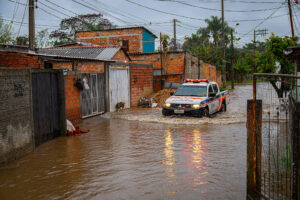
[38,47,120,61]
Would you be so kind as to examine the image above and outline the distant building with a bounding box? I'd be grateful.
[76,26,157,53]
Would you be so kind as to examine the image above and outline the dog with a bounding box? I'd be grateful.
[116,102,125,112]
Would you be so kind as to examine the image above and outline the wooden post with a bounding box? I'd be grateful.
[247,99,262,198]
[57,69,67,136]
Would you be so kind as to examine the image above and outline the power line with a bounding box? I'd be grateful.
[1,18,60,27]
[241,7,281,38]
[124,0,206,21]
[153,0,286,12]
[17,1,28,37]
[71,0,131,25]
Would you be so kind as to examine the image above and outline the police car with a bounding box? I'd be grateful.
[162,79,229,117]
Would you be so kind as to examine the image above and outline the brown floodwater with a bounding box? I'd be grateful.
[0,85,251,200]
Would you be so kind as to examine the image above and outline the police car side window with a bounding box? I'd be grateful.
[209,85,213,93]
[213,84,218,93]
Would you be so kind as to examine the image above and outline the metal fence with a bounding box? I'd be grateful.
[248,73,300,200]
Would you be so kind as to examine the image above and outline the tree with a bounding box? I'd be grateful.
[0,16,14,44]
[36,29,50,48]
[256,34,297,97]
[182,16,233,70]
[161,34,170,74]
[15,36,28,46]
[50,13,114,46]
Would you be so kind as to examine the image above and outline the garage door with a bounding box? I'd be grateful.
[109,65,130,112]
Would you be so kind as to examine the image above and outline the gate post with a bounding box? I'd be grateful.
[247,99,262,199]
[291,99,300,200]
[57,70,66,136]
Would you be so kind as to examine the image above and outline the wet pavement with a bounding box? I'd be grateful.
[0,85,252,200]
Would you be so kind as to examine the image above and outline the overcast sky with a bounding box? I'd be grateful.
[0,0,299,48]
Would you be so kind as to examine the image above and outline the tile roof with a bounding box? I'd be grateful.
[38,47,121,61]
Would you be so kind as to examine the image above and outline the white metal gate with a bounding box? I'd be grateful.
[109,65,130,112]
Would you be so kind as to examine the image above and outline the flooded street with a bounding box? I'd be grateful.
[0,85,251,200]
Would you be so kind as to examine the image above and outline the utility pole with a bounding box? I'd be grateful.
[288,0,295,37]
[221,0,226,88]
[173,19,177,51]
[231,29,234,89]
[253,30,256,73]
[29,0,35,50]
[160,32,163,89]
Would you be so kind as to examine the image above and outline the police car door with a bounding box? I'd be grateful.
[208,84,216,114]
[212,83,221,112]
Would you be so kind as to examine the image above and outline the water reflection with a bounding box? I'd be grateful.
[163,129,175,179]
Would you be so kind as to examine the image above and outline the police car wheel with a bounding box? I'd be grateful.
[203,107,210,117]
[162,109,170,116]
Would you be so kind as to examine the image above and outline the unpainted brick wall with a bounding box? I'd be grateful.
[112,50,130,62]
[130,66,153,106]
[76,28,143,53]
[65,75,81,123]
[51,61,105,73]
[52,62,72,71]
[0,69,34,166]
[216,70,222,86]
[0,51,40,69]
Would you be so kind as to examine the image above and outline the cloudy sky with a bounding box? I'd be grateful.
[0,0,299,48]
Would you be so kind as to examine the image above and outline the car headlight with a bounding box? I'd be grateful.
[192,104,200,109]
[164,103,171,108]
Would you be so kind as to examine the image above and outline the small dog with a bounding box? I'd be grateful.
[116,102,125,112]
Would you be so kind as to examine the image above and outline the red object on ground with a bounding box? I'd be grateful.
[80,129,89,134]
[74,126,81,136]
[67,131,73,136]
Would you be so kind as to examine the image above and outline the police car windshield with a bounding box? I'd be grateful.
[175,86,207,97]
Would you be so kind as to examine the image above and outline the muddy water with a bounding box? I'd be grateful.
[105,84,253,125]
[0,85,251,200]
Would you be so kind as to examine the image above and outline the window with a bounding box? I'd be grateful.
[175,86,207,97]
[212,84,218,93]
[208,85,213,93]
[121,40,129,52]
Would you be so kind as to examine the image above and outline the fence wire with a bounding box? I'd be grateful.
[254,75,299,200]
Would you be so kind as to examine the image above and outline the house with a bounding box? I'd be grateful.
[76,26,157,53]
[0,45,154,124]
[75,26,222,90]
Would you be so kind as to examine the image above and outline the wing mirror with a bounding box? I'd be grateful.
[170,92,174,96]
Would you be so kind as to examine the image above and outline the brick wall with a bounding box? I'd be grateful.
[52,62,72,71]
[76,28,143,53]
[130,65,153,106]
[65,75,81,123]
[50,61,105,73]
[77,62,104,73]
[112,50,130,62]
[216,70,222,87]
[0,51,40,69]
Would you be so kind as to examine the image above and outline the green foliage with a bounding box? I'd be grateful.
[182,16,233,70]
[0,16,14,44]
[14,36,28,46]
[256,34,297,74]
[256,34,297,97]
[161,34,170,52]
[50,13,114,46]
